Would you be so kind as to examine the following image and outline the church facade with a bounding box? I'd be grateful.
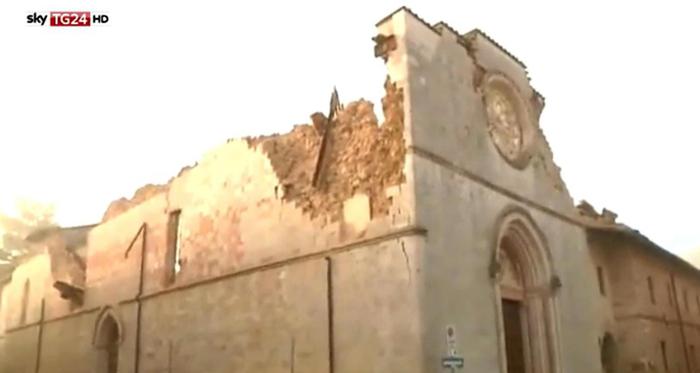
[1,8,697,373]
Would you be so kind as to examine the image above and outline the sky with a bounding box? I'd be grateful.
[0,1,698,256]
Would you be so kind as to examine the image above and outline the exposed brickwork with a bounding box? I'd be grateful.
[251,78,405,222]
[101,78,405,228]
[102,183,169,222]
[8,8,691,373]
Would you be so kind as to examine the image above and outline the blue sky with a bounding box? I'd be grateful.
[1,0,698,255]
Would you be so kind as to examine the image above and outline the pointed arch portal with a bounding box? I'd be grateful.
[93,307,123,373]
[492,208,562,373]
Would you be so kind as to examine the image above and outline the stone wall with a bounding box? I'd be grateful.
[2,254,50,329]
[138,259,330,373]
[376,9,573,219]
[3,325,38,373]
[0,46,421,372]
[332,236,423,372]
[2,7,696,373]
[376,8,606,373]
[588,229,700,373]
[37,310,108,373]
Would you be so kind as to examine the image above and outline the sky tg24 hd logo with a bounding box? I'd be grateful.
[27,12,109,27]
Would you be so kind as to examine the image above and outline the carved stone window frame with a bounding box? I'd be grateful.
[481,72,537,169]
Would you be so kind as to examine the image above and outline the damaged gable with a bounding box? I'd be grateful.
[250,78,405,222]
[101,78,406,226]
[25,225,94,304]
[102,184,169,222]
[375,7,575,214]
[462,27,569,195]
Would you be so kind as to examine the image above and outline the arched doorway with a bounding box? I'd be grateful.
[94,309,122,373]
[491,209,561,373]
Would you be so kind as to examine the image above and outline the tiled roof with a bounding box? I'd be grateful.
[463,28,527,69]
[375,6,439,36]
[376,7,528,70]
[584,220,700,276]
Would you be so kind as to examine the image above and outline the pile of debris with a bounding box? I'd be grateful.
[251,77,406,222]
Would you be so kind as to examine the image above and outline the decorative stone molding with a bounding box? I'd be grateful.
[92,306,124,348]
[489,255,502,281]
[480,72,537,169]
[490,205,562,373]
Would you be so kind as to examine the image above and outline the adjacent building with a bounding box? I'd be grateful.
[584,204,700,373]
[0,7,697,373]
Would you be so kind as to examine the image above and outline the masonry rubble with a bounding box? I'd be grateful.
[101,77,405,226]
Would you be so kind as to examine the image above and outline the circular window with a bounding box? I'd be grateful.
[482,73,535,168]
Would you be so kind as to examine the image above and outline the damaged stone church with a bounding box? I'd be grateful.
[2,7,699,373]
